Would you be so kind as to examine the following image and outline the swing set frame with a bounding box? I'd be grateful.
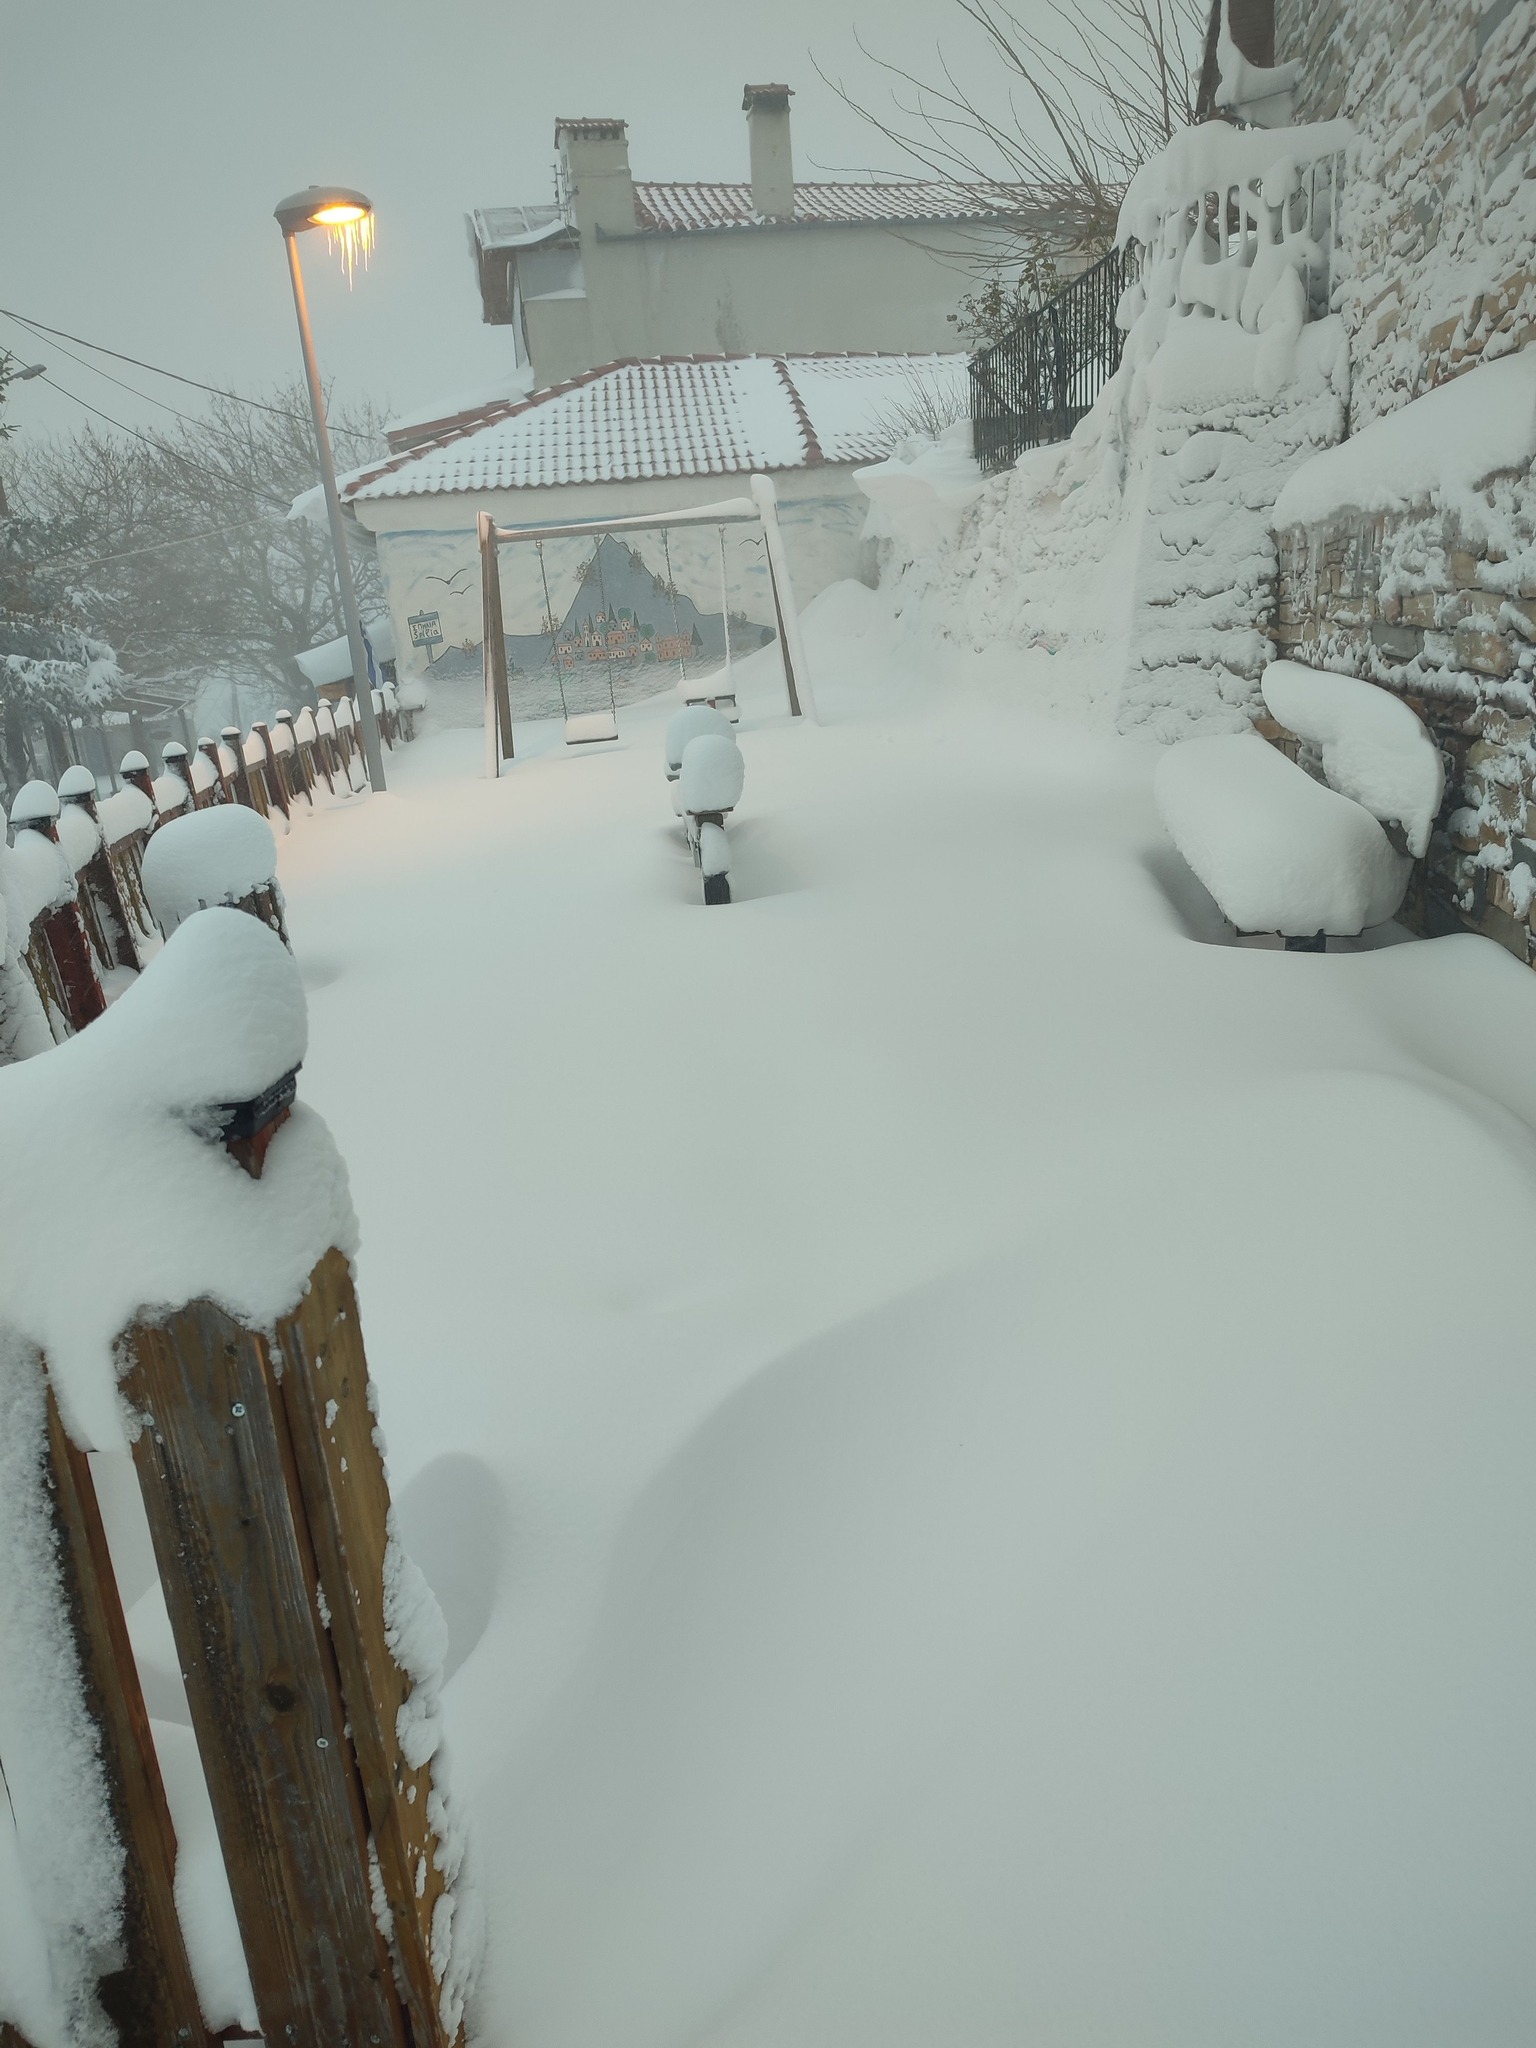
[476,473,814,778]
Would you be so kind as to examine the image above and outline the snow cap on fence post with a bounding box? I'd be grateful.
[10,779,62,835]
[119,751,156,807]
[57,764,99,816]
[0,907,354,1453]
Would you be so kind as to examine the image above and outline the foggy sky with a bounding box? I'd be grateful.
[5,0,980,449]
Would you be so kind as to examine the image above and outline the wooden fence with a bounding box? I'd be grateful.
[8,684,416,1048]
[0,913,462,2046]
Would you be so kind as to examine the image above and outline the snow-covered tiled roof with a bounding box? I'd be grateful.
[341,354,970,502]
[630,180,1037,233]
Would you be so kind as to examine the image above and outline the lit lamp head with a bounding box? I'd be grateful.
[274,184,374,282]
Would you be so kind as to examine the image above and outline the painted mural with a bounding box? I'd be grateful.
[377,523,779,726]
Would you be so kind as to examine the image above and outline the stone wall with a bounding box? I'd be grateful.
[1262,0,1536,957]
[1274,477,1536,956]
[1274,0,1535,429]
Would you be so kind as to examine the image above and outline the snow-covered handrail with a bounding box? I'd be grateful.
[1114,119,1352,398]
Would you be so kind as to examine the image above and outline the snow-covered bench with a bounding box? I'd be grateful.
[1154,663,1443,949]
[1259,660,1444,859]
[679,733,745,906]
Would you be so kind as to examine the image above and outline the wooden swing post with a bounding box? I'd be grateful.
[479,512,515,777]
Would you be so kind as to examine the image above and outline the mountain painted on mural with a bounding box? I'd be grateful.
[428,535,773,720]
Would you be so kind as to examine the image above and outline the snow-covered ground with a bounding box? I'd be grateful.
[218,586,1536,2040]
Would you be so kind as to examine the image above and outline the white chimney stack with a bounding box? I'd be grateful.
[743,83,794,221]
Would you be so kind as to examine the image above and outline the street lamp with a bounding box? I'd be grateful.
[275,184,387,792]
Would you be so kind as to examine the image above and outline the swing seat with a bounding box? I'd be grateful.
[564,711,619,747]
[680,684,739,723]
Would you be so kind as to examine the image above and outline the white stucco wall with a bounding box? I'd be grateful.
[349,466,872,687]
[523,220,991,387]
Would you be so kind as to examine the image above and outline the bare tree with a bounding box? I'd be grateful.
[816,0,1208,326]
[10,383,387,724]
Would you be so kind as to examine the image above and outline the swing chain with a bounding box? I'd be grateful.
[536,540,570,722]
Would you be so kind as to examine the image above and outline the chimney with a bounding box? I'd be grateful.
[742,84,794,221]
[554,116,635,239]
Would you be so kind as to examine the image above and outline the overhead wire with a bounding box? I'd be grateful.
[3,320,220,432]
[47,516,278,573]
[31,373,295,510]
[0,304,380,448]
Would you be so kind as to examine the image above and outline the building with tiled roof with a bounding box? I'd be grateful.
[467,84,1066,389]
[334,352,971,699]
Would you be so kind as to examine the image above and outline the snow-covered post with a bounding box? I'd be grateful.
[30,1386,212,2046]
[66,913,472,2048]
[57,763,138,976]
[10,782,106,1034]
[222,725,261,813]
[250,724,291,822]
[0,1341,211,2048]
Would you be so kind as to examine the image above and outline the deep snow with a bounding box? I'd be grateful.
[251,582,1536,2047]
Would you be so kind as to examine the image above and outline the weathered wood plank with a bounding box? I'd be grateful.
[43,1393,211,2048]
[124,1304,407,2048]
[479,511,515,765]
[274,1250,457,2048]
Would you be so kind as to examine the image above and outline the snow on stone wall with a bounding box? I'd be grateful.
[865,309,1346,737]
[1260,0,1536,960]
[1277,0,1536,428]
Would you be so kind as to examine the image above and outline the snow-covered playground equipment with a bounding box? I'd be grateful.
[475,473,814,776]
[1155,662,1444,947]
[674,727,746,906]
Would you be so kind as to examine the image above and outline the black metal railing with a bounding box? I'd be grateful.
[969,246,1133,474]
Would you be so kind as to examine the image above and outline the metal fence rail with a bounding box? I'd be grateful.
[969,245,1133,474]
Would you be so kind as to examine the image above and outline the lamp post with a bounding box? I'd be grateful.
[274,185,387,793]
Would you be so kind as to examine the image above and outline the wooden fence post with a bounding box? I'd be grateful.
[478,511,514,774]
[40,1396,212,2047]
[116,1084,464,2047]
[123,1303,407,2048]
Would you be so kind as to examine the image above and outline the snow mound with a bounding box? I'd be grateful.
[856,421,986,557]
[665,705,734,775]
[141,807,279,933]
[1262,660,1445,857]
[1155,734,1409,935]
[56,767,95,801]
[1273,349,1536,530]
[0,908,350,1451]
[680,734,745,815]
